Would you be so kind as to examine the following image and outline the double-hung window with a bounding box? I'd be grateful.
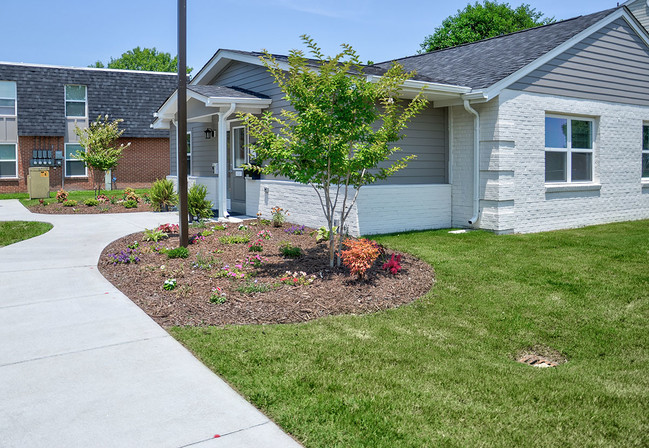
[545,115,594,183]
[65,143,86,177]
[0,81,16,116]
[0,144,17,178]
[65,85,86,117]
[643,125,649,179]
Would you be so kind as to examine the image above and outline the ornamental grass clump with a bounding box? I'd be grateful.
[150,178,178,212]
[341,238,380,280]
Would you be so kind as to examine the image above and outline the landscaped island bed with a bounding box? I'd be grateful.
[98,221,433,326]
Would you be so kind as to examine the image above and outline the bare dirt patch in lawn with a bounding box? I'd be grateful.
[98,221,434,327]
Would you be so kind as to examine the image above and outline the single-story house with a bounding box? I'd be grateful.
[154,3,649,235]
[0,62,177,193]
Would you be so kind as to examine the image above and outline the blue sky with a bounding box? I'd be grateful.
[2,0,621,72]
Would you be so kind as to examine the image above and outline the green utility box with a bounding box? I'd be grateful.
[27,167,50,199]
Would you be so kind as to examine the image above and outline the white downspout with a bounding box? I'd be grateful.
[463,99,480,226]
[217,103,236,218]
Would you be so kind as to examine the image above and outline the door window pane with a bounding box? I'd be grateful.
[233,127,246,168]
[186,132,191,176]
[571,120,592,149]
[571,152,593,182]
[545,117,567,148]
[545,151,566,182]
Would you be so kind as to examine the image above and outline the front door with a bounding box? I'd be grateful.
[227,126,247,214]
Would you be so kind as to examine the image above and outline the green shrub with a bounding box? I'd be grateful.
[143,228,167,242]
[188,184,213,220]
[84,198,99,207]
[201,230,214,237]
[279,241,302,258]
[218,234,250,244]
[163,278,177,291]
[150,178,178,212]
[123,199,138,209]
[167,246,189,259]
[63,200,77,207]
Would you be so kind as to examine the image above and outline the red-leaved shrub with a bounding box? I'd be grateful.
[157,223,179,234]
[341,238,380,280]
[382,253,402,275]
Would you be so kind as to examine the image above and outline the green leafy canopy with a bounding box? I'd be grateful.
[240,35,428,266]
[420,1,554,53]
[90,46,192,74]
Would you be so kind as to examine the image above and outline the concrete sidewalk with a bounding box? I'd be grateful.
[0,200,301,448]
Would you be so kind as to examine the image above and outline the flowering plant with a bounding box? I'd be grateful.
[238,224,249,231]
[96,194,109,203]
[382,253,403,275]
[341,238,380,280]
[163,278,177,291]
[284,225,305,235]
[210,287,227,304]
[189,234,205,244]
[257,229,272,240]
[214,264,247,280]
[108,247,140,265]
[270,206,288,227]
[279,271,316,286]
[56,189,68,203]
[248,239,264,252]
[157,223,179,234]
[244,254,266,268]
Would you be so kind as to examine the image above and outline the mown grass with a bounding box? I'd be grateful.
[0,188,150,207]
[171,220,649,447]
[0,221,53,246]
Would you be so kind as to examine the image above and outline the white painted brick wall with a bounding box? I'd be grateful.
[494,89,649,233]
[246,180,451,236]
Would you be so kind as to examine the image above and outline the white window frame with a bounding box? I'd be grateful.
[545,114,595,183]
[65,85,87,118]
[0,81,17,117]
[0,143,18,179]
[231,126,248,170]
[643,124,649,179]
[64,143,87,178]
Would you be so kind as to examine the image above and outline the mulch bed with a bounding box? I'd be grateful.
[98,221,434,327]
[28,202,156,214]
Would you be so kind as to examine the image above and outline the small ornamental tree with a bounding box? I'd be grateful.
[241,36,427,267]
[74,115,131,196]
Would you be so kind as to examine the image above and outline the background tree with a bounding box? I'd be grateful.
[90,46,192,73]
[420,1,554,52]
[74,115,131,196]
[241,36,427,267]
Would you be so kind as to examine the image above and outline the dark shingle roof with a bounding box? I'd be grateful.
[0,63,177,137]
[188,85,270,99]
[371,7,619,89]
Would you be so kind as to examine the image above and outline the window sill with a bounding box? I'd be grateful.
[642,180,649,189]
[0,177,19,181]
[545,183,602,193]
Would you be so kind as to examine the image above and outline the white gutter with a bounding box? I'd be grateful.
[217,103,236,218]
[463,99,480,226]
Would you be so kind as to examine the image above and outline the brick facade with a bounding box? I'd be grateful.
[0,137,169,194]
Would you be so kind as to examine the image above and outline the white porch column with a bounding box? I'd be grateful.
[217,103,236,218]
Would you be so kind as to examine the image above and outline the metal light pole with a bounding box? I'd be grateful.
[177,0,188,247]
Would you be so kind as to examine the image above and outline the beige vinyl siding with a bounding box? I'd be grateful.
[509,18,649,106]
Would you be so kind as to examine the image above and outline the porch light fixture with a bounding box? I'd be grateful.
[204,127,215,139]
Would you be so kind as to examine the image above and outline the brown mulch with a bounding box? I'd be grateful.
[98,221,434,327]
[28,202,156,214]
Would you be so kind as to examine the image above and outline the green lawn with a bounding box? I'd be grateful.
[0,221,53,246]
[171,220,649,447]
[0,188,150,207]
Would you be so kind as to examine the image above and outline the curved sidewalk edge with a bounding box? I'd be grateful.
[0,200,302,448]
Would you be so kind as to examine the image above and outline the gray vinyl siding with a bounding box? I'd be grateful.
[209,61,448,185]
[375,105,448,185]
[189,121,217,177]
[509,17,649,106]
[627,0,649,33]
